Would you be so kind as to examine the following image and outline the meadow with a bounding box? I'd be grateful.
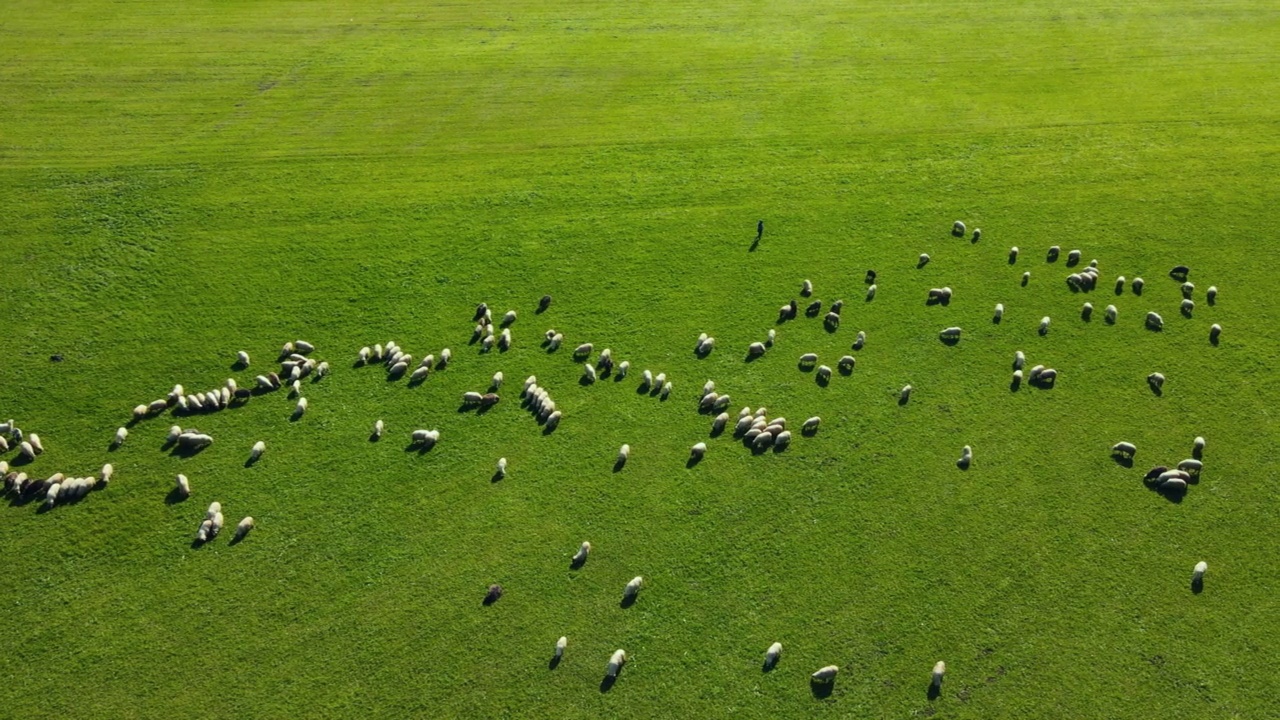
[0,1,1277,717]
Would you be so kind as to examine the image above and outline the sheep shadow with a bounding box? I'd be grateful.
[542,425,557,436]
[635,383,651,396]
[1021,275,1030,287]
[620,594,637,609]
[475,403,496,416]
[1105,315,1116,326]
[1149,384,1163,397]
[763,656,779,673]
[243,457,258,469]
[1191,576,1204,594]
[815,374,829,387]
[369,431,381,442]
[685,456,702,469]
[570,555,588,570]
[956,457,970,471]
[599,674,618,693]
[810,680,835,699]
[289,411,304,423]
[1193,446,1203,460]
[1210,334,1220,347]
[710,425,725,438]
[613,458,627,473]
[838,365,853,377]
[1207,295,1216,307]
[456,404,474,413]
[801,427,818,437]
[1032,378,1056,390]
[491,471,504,483]
[927,681,943,701]
[227,533,247,547]
[797,362,815,372]
[168,445,208,459]
[772,443,788,454]
[1112,455,1134,468]
[164,487,188,505]
[548,655,561,671]
[939,336,960,347]
[190,537,207,550]
[1038,326,1049,337]
[744,352,762,363]
[1169,267,1189,280]
[1008,252,1018,265]
[614,371,628,381]
[1133,285,1143,296]
[992,314,1002,324]
[898,394,910,406]
[824,320,839,334]
[578,376,594,387]
[917,257,930,269]
[407,374,427,388]
[1181,307,1194,319]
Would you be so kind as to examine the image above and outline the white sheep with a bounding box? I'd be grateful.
[101,463,113,485]
[113,427,128,447]
[712,413,729,434]
[900,384,913,403]
[250,441,266,463]
[765,642,783,668]
[660,382,672,399]
[1081,302,1093,320]
[295,340,315,354]
[1148,372,1165,390]
[838,355,855,371]
[1038,368,1058,384]
[698,337,715,353]
[607,649,627,678]
[1146,311,1163,330]
[174,473,191,498]
[502,310,517,326]
[1022,271,1031,285]
[767,328,776,346]
[177,433,213,450]
[748,341,766,357]
[1039,316,1051,334]
[358,347,371,364]
[1105,305,1117,323]
[1013,350,1025,370]
[574,343,594,358]
[1012,369,1023,386]
[641,369,653,388]
[233,516,255,541]
[255,375,274,390]
[410,366,430,382]
[372,344,384,359]
[775,430,792,448]
[1181,281,1195,299]
[811,665,839,683]
[195,519,212,543]
[1194,436,1206,455]
[496,457,507,478]
[1181,298,1194,315]
[617,361,630,379]
[701,380,716,398]
[815,365,832,381]
[939,326,962,340]
[293,397,308,418]
[654,372,667,389]
[690,442,707,461]
[1209,324,1222,342]
[133,404,148,420]
[866,283,877,301]
[28,433,44,455]
[1192,561,1207,583]
[210,511,224,539]
[1029,365,1044,381]
[462,391,483,405]
[734,416,754,435]
[1207,286,1217,303]
[481,335,495,352]
[623,576,644,599]
[932,661,946,687]
[801,279,813,296]
[439,348,452,368]
[799,352,818,365]
[545,411,562,431]
[290,379,302,396]
[1067,249,1081,264]
[572,541,591,565]
[207,501,222,519]
[1112,442,1137,457]
[994,303,1004,322]
[952,220,966,235]
[583,364,597,383]
[919,253,931,267]
[802,417,821,434]
[1131,277,1145,294]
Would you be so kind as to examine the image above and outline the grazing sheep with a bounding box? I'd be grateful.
[113,427,128,447]
[43,481,62,509]
[624,576,644,600]
[480,393,500,407]
[1180,282,1195,299]
[290,379,302,396]
[805,299,822,317]
[545,411,562,431]
[295,340,315,354]
[175,474,191,498]
[234,517,255,541]
[571,541,591,566]
[799,353,818,366]
[573,343,594,359]
[1039,316,1050,334]
[932,661,946,688]
[1114,276,1126,294]
[866,284,877,301]
[206,501,222,519]
[1104,304,1117,324]
[498,329,512,352]
[700,393,720,412]
[1037,368,1058,385]
[293,397,308,418]
[1081,302,1094,321]
[473,302,489,321]
[484,584,503,604]
[1181,298,1194,316]
[775,430,792,449]
[811,665,839,684]
[919,253,931,267]
[660,382,673,399]
[1148,372,1165,390]
[1013,350,1025,369]
[1194,436,1206,456]
[735,416,754,435]
[838,355,855,371]
[578,363,597,384]
[1132,277,1145,294]
[1177,458,1203,474]
[490,371,504,390]
[993,303,1004,322]
[801,279,813,297]
[957,445,972,469]
[462,391,483,405]
[195,519,212,543]
[972,228,982,241]
[101,464,113,485]
[701,380,716,398]
[1207,286,1217,304]
[830,299,844,315]
[1193,561,1207,583]
[654,372,667,389]
[481,335,495,352]
[177,433,213,450]
[255,375,274,390]
[1067,249,1081,265]
[617,444,630,467]
[410,366,430,382]
[1028,364,1044,382]
[502,310,517,326]
[250,441,265,463]
[607,649,628,678]
[824,311,841,329]
[1022,271,1031,285]
[553,636,568,661]
[1209,323,1222,343]
[358,347,371,364]
[802,417,821,434]
[1112,442,1137,458]
[952,220,966,236]
[640,369,654,390]
[1157,470,1191,484]
[815,365,832,381]
[712,413,729,434]
[1011,369,1023,388]
[210,511,225,539]
[267,372,282,389]
[496,457,507,479]
[765,642,783,668]
[767,328,776,346]
[616,361,630,379]
[28,433,44,455]
[712,394,730,411]
[778,304,794,322]
[1009,246,1019,263]
[748,341,767,358]
[598,349,613,370]
[281,342,294,358]
[132,404,148,420]
[690,442,707,461]
[939,326,962,341]
[0,437,7,453]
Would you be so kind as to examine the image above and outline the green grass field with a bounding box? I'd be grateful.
[1,1,1278,717]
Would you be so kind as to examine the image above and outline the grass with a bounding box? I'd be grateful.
[1,0,1278,717]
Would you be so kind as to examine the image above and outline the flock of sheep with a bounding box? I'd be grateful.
[0,220,1224,695]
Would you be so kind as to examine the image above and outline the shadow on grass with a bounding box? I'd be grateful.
[927,681,942,700]
[599,674,618,693]
[1191,576,1204,594]
[810,680,834,699]
[620,594,637,609]
[164,488,188,505]
[548,655,561,670]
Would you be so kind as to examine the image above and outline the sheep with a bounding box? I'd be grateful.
[27,433,44,455]
[801,279,813,297]
[552,636,568,662]
[607,649,628,678]
[918,253,931,267]
[1009,246,1019,263]
[0,437,7,453]
[358,347,371,364]
[480,393,500,407]
[799,417,821,435]
[1037,368,1058,385]
[778,303,795,322]
[617,444,630,467]
[1192,561,1207,584]
[623,576,644,600]
[1160,476,1188,492]
[932,661,946,688]
[660,382,673,399]
[1157,470,1191,485]
[939,326,962,341]
[711,413,730,435]
[748,341,767,358]
[1180,281,1195,299]
[0,420,11,435]
[502,310,517,326]
[900,384,913,403]
[267,372,281,388]
[690,442,707,461]
[799,352,818,366]
[410,429,431,445]
[767,329,776,346]
[992,303,1004,323]
[775,430,792,449]
[1039,316,1050,334]
[1012,369,1023,387]
[545,411,562,431]
[1209,323,1222,343]
[735,416,754,435]
[177,433,213,450]
[712,394,731,412]
[438,348,452,368]
[1194,436,1206,456]
[700,393,719,412]
[1099,304,1116,325]
[815,365,832,381]
[972,228,982,241]
[1029,364,1045,381]
[1143,311,1165,331]
[830,299,844,315]
[249,440,266,463]
[484,584,503,604]
[175,474,191,498]
[952,220,966,236]
[838,355,855,372]
[616,361,630,379]
[1207,286,1217,304]
[462,391,483,406]
[699,380,716,398]
[409,366,430,383]
[293,397,308,418]
[1014,350,1026,369]
[473,302,489,321]
[101,464,113,485]
[582,364,597,383]
[573,343,593,359]
[544,332,564,352]
[597,349,614,370]
[1112,442,1137,458]
[132,404,148,420]
[823,311,841,329]
[811,665,839,684]
[764,642,783,669]
[853,330,866,351]
[496,457,507,479]
[1131,277,1145,294]
[295,340,315,354]
[210,511,225,538]
[806,299,822,316]
[195,519,213,543]
[290,379,302,396]
[1181,298,1194,316]
[255,375,274,390]
[1067,249,1081,265]
[113,427,128,447]
[1021,271,1031,285]
[866,284,877,301]
[281,341,294,358]
[654,372,667,389]
[481,335,495,352]
[1177,458,1203,475]
[957,445,973,469]
[572,541,591,566]
[1148,372,1165,391]
[497,329,512,352]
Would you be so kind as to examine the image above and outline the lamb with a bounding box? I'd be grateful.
[572,541,591,566]
[113,427,128,447]
[866,284,877,301]
[815,365,832,381]
[1207,286,1217,304]
[250,441,266,463]
[1039,316,1051,334]
[1148,372,1165,391]
[574,343,594,359]
[900,384,913,403]
[495,457,507,479]
[764,642,783,669]
[372,419,384,439]
[607,649,627,678]
[489,371,503,390]
[623,576,644,600]
[293,397,308,418]
[175,474,190,498]
[690,442,707,461]
[295,340,315,354]
[1146,311,1163,330]
[853,331,866,350]
[583,364,597,383]
[801,279,813,296]
[1181,298,1194,316]
[811,665,839,683]
[502,310,517,326]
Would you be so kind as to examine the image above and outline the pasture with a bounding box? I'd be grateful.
[0,1,1277,717]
